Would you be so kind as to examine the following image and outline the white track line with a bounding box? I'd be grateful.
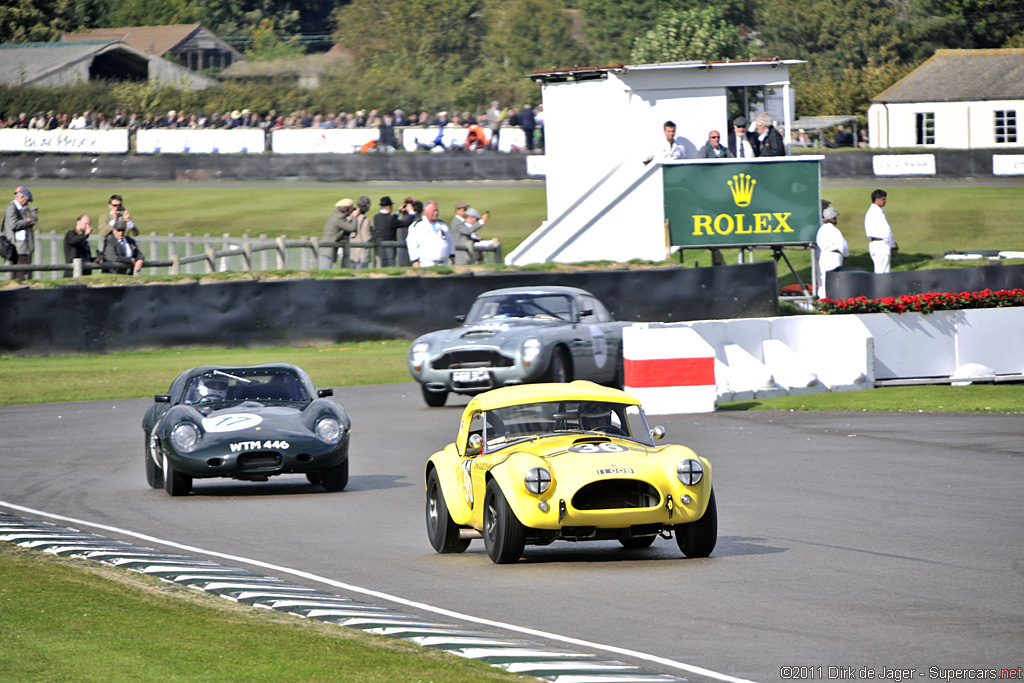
[0,500,757,683]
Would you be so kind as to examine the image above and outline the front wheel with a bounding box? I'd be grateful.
[145,434,163,489]
[675,488,717,558]
[421,384,448,407]
[320,457,349,492]
[483,479,526,564]
[163,454,193,497]
[542,348,569,383]
[426,469,470,553]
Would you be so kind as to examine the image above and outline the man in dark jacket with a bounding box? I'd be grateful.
[63,214,94,277]
[727,117,758,159]
[102,222,144,275]
[754,112,786,157]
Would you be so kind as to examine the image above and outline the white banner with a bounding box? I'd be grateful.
[992,155,1024,176]
[271,129,378,154]
[0,128,129,154]
[136,129,266,154]
[872,154,936,176]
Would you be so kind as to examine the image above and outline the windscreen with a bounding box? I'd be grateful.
[479,400,653,451]
[184,369,309,404]
[465,293,574,324]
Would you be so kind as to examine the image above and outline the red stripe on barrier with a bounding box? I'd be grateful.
[625,357,715,388]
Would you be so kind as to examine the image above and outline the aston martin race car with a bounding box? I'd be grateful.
[408,286,628,407]
[142,363,351,496]
[424,381,717,564]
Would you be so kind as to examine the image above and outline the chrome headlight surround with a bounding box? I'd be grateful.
[170,422,201,453]
[410,342,431,371]
[676,459,704,486]
[522,337,542,366]
[524,467,552,495]
[316,417,343,444]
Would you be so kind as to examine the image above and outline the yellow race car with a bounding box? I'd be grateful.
[424,381,716,564]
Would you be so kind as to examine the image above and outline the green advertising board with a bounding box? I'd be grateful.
[664,158,821,249]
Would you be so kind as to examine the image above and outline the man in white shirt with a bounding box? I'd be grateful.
[406,200,454,267]
[643,120,686,165]
[864,189,898,274]
[815,206,848,299]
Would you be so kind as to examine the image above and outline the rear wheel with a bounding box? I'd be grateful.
[483,479,526,564]
[619,535,656,549]
[145,434,163,489]
[426,469,470,553]
[543,348,569,383]
[421,384,448,407]
[162,454,193,497]
[320,458,349,492]
[675,489,717,558]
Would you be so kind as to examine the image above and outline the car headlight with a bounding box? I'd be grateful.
[170,422,201,453]
[522,338,541,365]
[316,417,343,444]
[410,342,431,371]
[676,459,704,486]
[524,467,551,494]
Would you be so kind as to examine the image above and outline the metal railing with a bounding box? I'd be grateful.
[1,231,503,280]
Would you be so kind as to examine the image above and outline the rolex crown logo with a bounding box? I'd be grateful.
[728,173,756,207]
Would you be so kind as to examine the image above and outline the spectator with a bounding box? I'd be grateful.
[393,109,407,127]
[464,117,488,151]
[864,189,898,274]
[644,120,686,165]
[451,201,474,264]
[858,128,869,148]
[2,187,38,281]
[351,195,374,269]
[834,124,854,147]
[406,200,454,267]
[754,112,786,156]
[534,104,545,151]
[98,194,138,242]
[102,221,144,275]
[815,206,848,299]
[520,104,537,152]
[487,101,503,150]
[372,196,401,267]
[63,213,94,277]
[378,113,398,151]
[796,128,811,146]
[697,130,732,159]
[464,208,498,263]
[319,198,357,269]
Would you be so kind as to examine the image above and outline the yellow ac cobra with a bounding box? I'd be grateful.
[424,381,716,564]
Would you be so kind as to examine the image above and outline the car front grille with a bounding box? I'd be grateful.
[237,452,282,472]
[431,349,514,369]
[572,479,661,511]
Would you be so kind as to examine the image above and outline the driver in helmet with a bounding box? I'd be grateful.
[197,377,228,402]
[577,402,613,432]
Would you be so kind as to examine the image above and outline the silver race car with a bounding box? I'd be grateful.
[408,286,628,406]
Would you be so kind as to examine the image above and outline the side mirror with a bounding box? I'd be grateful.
[650,426,665,440]
[318,388,334,398]
[467,433,483,455]
[154,394,170,403]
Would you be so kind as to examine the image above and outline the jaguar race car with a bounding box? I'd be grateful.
[424,381,717,564]
[142,363,351,496]
[408,286,628,407]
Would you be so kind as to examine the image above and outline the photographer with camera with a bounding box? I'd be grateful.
[98,194,139,243]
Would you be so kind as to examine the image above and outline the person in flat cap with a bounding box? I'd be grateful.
[349,195,373,269]
[451,201,474,264]
[3,186,39,280]
[815,205,848,299]
[319,198,357,269]
[728,116,758,158]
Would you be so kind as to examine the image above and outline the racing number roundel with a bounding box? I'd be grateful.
[568,442,628,453]
[588,325,608,369]
[201,413,263,432]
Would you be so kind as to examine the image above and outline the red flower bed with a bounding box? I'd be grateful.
[816,288,1024,314]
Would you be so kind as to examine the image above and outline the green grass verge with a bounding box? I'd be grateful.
[719,384,1023,413]
[0,546,523,683]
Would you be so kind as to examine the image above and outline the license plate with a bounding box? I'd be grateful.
[452,369,489,382]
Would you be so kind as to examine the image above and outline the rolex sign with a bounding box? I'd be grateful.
[663,158,821,249]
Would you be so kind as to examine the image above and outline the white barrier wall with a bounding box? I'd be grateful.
[136,129,266,154]
[272,128,377,154]
[0,129,129,154]
[623,325,717,414]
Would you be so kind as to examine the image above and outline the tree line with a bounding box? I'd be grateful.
[2,0,1023,119]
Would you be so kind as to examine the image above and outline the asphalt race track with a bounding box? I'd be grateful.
[1,384,1022,682]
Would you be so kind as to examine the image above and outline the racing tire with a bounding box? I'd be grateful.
[320,458,349,492]
[675,488,717,558]
[619,535,656,549]
[421,384,449,407]
[483,479,526,564]
[542,348,569,384]
[162,454,193,497]
[145,435,163,489]
[305,471,322,485]
[426,469,470,553]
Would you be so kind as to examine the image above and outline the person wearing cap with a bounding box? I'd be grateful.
[697,130,732,159]
[815,206,848,299]
[864,189,898,274]
[727,116,758,158]
[406,200,454,268]
[464,208,499,263]
[349,195,373,269]
[2,186,38,280]
[451,201,474,264]
[319,198,358,269]
[101,217,145,275]
[643,120,686,165]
